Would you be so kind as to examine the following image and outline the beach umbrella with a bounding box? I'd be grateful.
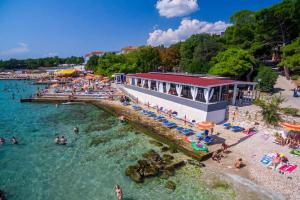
[279,122,300,132]
[196,121,215,130]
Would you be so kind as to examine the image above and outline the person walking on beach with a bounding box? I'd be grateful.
[11,136,18,144]
[114,185,123,200]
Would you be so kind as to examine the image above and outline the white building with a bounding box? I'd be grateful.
[122,73,257,124]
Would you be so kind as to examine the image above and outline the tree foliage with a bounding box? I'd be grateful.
[280,36,300,71]
[0,56,84,70]
[208,48,257,79]
[254,66,278,92]
[179,34,223,73]
[255,95,285,125]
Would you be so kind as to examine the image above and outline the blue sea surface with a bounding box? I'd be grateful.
[0,80,237,200]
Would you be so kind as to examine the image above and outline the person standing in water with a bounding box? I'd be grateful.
[0,138,5,144]
[54,136,60,144]
[59,136,67,145]
[114,185,123,200]
[73,127,79,134]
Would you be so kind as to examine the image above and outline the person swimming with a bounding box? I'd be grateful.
[59,136,67,145]
[11,136,18,144]
[54,136,60,144]
[73,127,79,134]
[114,185,123,200]
[0,138,5,144]
[0,189,6,200]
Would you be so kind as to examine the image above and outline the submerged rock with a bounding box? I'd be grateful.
[149,140,164,147]
[162,154,174,161]
[142,149,162,162]
[186,159,206,168]
[165,181,176,191]
[125,165,143,183]
[161,146,169,152]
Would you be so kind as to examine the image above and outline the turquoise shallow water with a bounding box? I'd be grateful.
[0,80,238,200]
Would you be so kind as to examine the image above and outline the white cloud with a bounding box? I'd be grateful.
[147,19,231,46]
[0,42,29,56]
[156,0,198,18]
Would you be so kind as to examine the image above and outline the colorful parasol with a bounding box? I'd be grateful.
[196,121,215,130]
[279,122,300,132]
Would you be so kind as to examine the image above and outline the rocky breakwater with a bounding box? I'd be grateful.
[92,100,211,161]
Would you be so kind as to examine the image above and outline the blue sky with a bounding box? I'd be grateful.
[0,0,282,59]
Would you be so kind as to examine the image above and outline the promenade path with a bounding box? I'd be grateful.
[274,75,300,108]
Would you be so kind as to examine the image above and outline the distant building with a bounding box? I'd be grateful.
[121,46,139,54]
[84,51,105,64]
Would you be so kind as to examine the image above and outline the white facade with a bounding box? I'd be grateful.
[124,86,226,124]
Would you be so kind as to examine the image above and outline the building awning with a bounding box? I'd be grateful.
[127,73,238,87]
[56,69,78,76]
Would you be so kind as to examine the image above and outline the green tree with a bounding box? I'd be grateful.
[255,95,285,125]
[134,46,161,72]
[209,48,257,80]
[255,66,278,92]
[86,55,100,72]
[158,44,180,72]
[280,36,300,73]
[179,34,223,73]
[255,0,300,78]
[224,10,256,49]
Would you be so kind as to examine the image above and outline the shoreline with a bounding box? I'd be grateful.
[20,95,293,199]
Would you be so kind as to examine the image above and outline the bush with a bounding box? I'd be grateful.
[281,107,299,116]
[255,66,278,92]
[291,75,299,80]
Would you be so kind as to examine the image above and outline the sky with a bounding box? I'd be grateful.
[0,0,282,60]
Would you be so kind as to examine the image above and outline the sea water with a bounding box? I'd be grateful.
[0,80,242,200]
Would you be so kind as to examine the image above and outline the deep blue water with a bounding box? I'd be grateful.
[0,80,237,200]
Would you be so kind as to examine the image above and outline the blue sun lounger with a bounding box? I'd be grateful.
[204,136,214,145]
[162,119,169,124]
[164,122,177,128]
[231,126,244,132]
[223,123,231,129]
[176,127,184,132]
[260,155,272,166]
[132,105,142,111]
[154,116,165,121]
[196,132,205,139]
[181,128,194,135]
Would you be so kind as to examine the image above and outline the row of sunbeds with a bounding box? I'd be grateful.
[132,106,214,145]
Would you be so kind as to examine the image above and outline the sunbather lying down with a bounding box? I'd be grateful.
[235,158,243,169]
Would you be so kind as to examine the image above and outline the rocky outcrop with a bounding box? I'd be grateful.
[125,150,185,183]
[165,181,176,191]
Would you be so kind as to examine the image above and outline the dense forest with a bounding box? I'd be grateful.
[86,0,300,92]
[0,56,84,70]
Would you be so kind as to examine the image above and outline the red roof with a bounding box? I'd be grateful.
[127,73,235,87]
[85,51,105,58]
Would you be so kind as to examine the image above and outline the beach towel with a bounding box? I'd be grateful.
[285,164,298,173]
[260,155,272,166]
[278,164,290,171]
